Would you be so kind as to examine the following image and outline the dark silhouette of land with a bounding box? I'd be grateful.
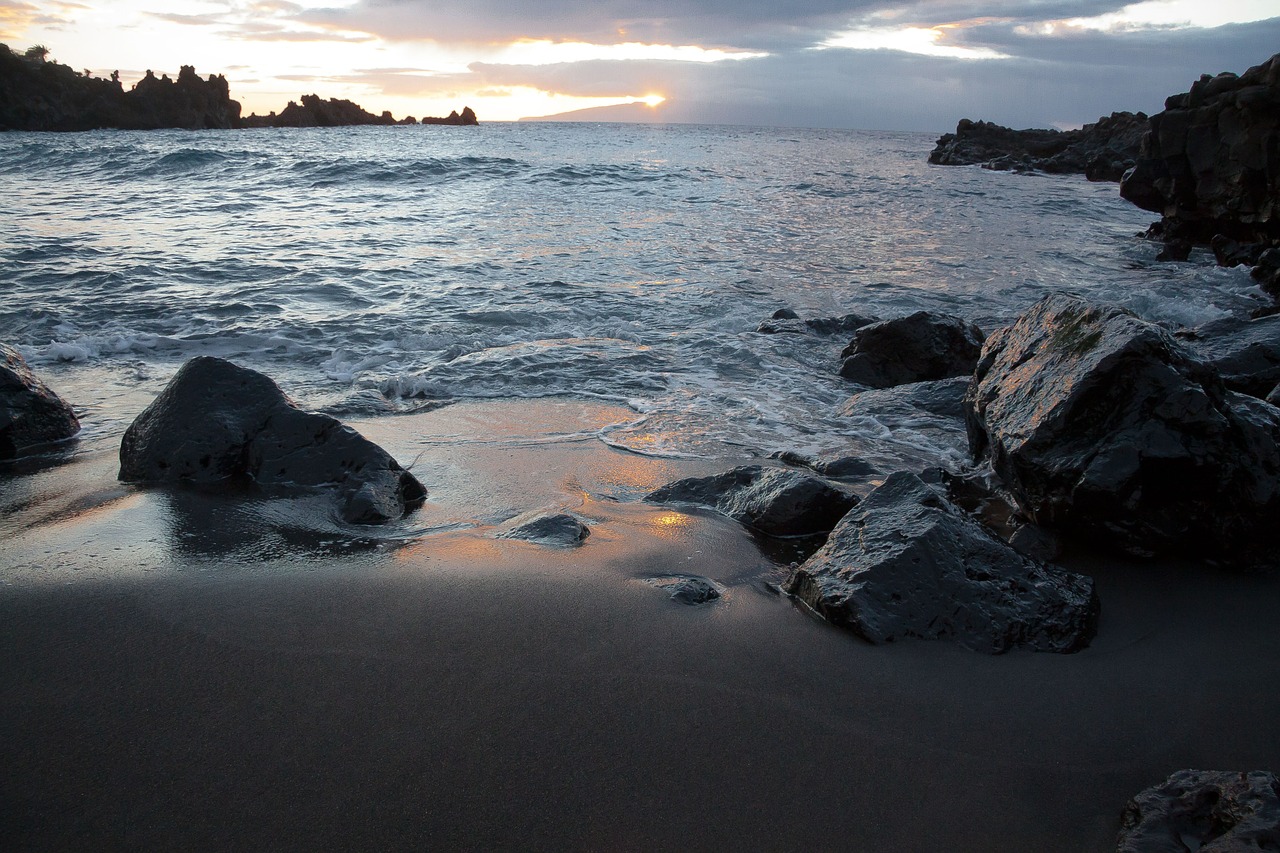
[0,44,476,131]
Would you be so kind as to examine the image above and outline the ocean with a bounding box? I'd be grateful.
[0,122,1264,475]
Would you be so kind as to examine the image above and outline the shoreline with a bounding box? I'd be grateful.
[4,398,1278,850]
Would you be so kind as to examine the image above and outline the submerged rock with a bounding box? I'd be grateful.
[1,344,80,459]
[496,510,590,547]
[839,311,985,388]
[646,465,858,537]
[119,356,426,524]
[757,309,878,336]
[1117,770,1280,853]
[644,575,722,605]
[966,294,1280,567]
[783,472,1098,654]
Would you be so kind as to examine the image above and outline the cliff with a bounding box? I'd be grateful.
[929,112,1148,182]
[0,45,239,131]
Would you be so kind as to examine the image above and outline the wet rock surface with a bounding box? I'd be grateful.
[966,293,1280,567]
[1117,770,1280,853]
[757,309,878,336]
[929,112,1147,181]
[1179,314,1280,399]
[839,311,985,388]
[496,510,590,547]
[644,575,723,605]
[783,472,1098,654]
[646,465,858,537]
[118,356,426,524]
[0,344,80,460]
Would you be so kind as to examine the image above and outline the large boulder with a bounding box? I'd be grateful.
[783,472,1098,654]
[1179,314,1280,398]
[1,344,80,459]
[1120,54,1280,246]
[119,357,425,524]
[966,294,1280,566]
[1117,770,1280,853]
[839,311,985,388]
[928,112,1148,181]
[645,465,858,537]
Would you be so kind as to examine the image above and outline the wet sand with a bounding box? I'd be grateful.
[3,400,1279,851]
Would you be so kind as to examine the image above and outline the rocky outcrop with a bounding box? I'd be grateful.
[929,112,1148,181]
[646,465,858,537]
[1177,314,1280,399]
[496,509,590,546]
[118,357,425,524]
[756,308,878,336]
[241,97,476,128]
[0,47,240,131]
[1117,770,1280,852]
[839,311,985,388]
[783,472,1098,654]
[1121,53,1280,252]
[966,293,1280,567]
[1,344,80,459]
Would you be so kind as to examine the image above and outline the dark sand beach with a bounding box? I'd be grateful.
[3,400,1279,850]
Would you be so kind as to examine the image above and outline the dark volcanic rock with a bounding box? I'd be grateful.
[241,97,476,129]
[646,465,858,536]
[1121,54,1280,248]
[1117,770,1280,853]
[644,575,722,605]
[783,472,1098,654]
[839,311,985,388]
[496,510,590,547]
[0,344,80,459]
[118,357,425,524]
[928,112,1147,181]
[966,293,1280,567]
[0,47,240,131]
[1255,248,1280,298]
[1179,314,1280,398]
[757,309,878,336]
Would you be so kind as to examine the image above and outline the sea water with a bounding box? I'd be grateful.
[0,122,1266,471]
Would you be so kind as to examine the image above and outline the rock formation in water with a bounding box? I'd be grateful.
[495,509,591,547]
[839,311,985,388]
[646,465,858,537]
[783,471,1099,654]
[756,308,879,336]
[928,112,1148,181]
[0,46,240,131]
[1,343,80,459]
[1121,54,1280,246]
[119,357,426,524]
[241,97,477,128]
[1117,770,1280,852]
[965,293,1280,568]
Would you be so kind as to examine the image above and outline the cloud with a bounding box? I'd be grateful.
[0,0,83,40]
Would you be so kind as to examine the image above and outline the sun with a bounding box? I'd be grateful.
[640,94,666,108]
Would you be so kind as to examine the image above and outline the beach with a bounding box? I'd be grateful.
[4,398,1279,851]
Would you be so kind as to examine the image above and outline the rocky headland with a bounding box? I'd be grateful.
[0,44,476,131]
[928,111,1148,181]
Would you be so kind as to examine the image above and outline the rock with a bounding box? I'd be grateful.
[783,472,1098,654]
[1268,383,1280,406]
[496,510,590,547]
[118,357,425,524]
[757,310,877,336]
[1121,54,1280,247]
[0,344,80,459]
[1211,234,1267,267]
[1180,314,1280,398]
[839,312,985,388]
[646,465,858,537]
[1117,770,1280,853]
[644,575,722,605]
[1254,248,1280,298]
[966,293,1280,567]
[928,112,1148,181]
[1155,238,1192,262]
[839,376,970,420]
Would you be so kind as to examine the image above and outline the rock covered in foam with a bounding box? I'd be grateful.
[1117,770,1280,853]
[783,472,1098,654]
[646,465,858,537]
[966,294,1280,567]
[839,311,985,388]
[119,356,425,524]
[0,343,80,459]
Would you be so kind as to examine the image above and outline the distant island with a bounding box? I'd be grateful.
[0,44,476,131]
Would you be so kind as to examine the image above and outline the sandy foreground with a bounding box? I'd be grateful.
[2,399,1278,851]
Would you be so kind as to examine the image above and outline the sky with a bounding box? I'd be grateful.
[2,0,1277,130]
